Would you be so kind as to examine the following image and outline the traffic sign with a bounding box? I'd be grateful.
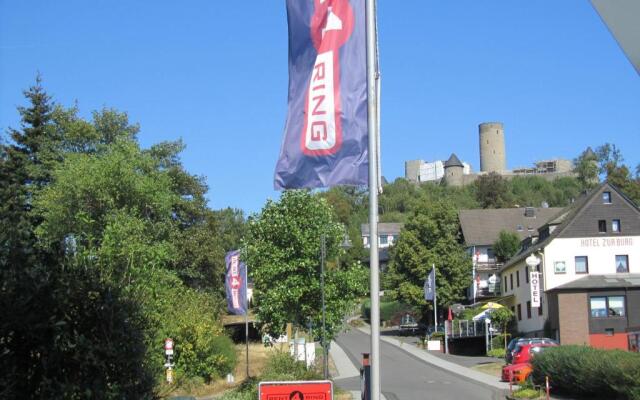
[259,380,333,400]
[165,338,174,356]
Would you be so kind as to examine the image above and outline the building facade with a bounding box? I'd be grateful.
[459,206,562,303]
[499,183,640,351]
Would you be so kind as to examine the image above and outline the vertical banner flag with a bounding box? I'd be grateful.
[225,250,247,315]
[274,0,368,189]
[424,268,435,301]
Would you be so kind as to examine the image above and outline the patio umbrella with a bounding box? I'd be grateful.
[480,302,504,310]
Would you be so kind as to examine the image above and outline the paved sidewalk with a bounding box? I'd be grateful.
[357,326,511,391]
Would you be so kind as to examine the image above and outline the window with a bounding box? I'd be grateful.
[590,297,606,318]
[525,266,529,283]
[392,235,399,243]
[603,191,612,204]
[379,236,388,245]
[598,220,607,233]
[487,248,495,260]
[517,304,522,321]
[538,301,543,316]
[511,306,516,315]
[504,276,507,293]
[612,219,621,233]
[616,255,629,273]
[554,261,566,274]
[517,224,524,232]
[526,301,532,319]
[590,296,625,318]
[510,273,514,291]
[516,271,520,287]
[575,256,588,274]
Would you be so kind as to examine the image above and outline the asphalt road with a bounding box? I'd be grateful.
[334,329,503,400]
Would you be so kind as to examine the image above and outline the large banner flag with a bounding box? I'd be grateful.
[274,0,368,189]
[225,250,247,315]
[424,267,435,301]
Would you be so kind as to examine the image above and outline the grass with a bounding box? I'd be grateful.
[471,361,504,378]
[165,341,279,398]
[511,387,542,399]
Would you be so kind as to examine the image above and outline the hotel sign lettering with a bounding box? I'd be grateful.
[580,238,633,248]
[530,272,541,308]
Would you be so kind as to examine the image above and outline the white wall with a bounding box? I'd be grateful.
[543,236,639,290]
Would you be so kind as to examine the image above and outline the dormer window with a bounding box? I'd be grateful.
[603,191,612,204]
[598,220,607,233]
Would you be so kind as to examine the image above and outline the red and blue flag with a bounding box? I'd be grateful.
[274,0,368,189]
[225,250,247,315]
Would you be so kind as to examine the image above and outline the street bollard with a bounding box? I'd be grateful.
[361,353,371,400]
[546,376,550,400]
[509,369,513,394]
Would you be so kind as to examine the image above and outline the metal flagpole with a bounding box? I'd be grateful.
[365,1,381,399]
[245,265,249,378]
[433,264,437,331]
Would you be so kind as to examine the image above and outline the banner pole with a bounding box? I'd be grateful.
[245,265,249,379]
[365,0,380,399]
[433,264,437,331]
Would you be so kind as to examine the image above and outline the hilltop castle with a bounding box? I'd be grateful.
[405,122,575,187]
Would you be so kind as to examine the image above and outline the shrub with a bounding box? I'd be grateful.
[532,345,640,400]
[220,352,321,400]
[487,348,506,358]
[361,299,413,324]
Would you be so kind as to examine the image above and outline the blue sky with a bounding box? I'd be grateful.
[2,1,638,214]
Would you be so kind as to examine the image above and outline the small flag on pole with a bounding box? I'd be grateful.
[274,0,369,189]
[225,250,247,315]
[424,267,435,301]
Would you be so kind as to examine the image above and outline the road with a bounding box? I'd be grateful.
[333,329,503,400]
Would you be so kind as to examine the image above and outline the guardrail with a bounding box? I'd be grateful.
[445,319,492,338]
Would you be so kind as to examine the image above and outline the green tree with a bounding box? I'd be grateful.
[475,172,513,208]
[242,190,368,343]
[574,147,599,188]
[489,307,514,348]
[385,201,471,316]
[493,230,521,262]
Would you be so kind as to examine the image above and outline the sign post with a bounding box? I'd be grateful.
[164,338,174,383]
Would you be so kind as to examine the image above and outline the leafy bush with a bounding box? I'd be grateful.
[492,334,509,350]
[361,299,413,324]
[487,348,506,358]
[532,345,640,400]
[512,387,541,399]
[220,352,321,400]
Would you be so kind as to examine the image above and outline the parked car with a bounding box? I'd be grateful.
[511,343,557,365]
[502,343,558,384]
[505,337,558,364]
[502,362,534,384]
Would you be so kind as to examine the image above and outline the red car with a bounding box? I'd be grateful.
[502,343,558,384]
[512,343,557,365]
[502,363,533,384]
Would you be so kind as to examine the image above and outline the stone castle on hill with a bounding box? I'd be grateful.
[405,122,576,187]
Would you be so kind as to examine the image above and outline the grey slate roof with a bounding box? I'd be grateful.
[361,223,404,235]
[459,207,563,246]
[549,274,640,291]
[444,153,464,168]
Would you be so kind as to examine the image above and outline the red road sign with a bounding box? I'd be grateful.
[259,380,333,400]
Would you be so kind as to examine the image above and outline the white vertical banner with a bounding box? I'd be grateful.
[530,271,541,308]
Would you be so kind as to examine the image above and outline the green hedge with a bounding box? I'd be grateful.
[532,345,640,400]
[361,299,413,323]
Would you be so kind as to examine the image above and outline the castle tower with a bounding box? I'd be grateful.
[444,153,464,187]
[479,122,506,173]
